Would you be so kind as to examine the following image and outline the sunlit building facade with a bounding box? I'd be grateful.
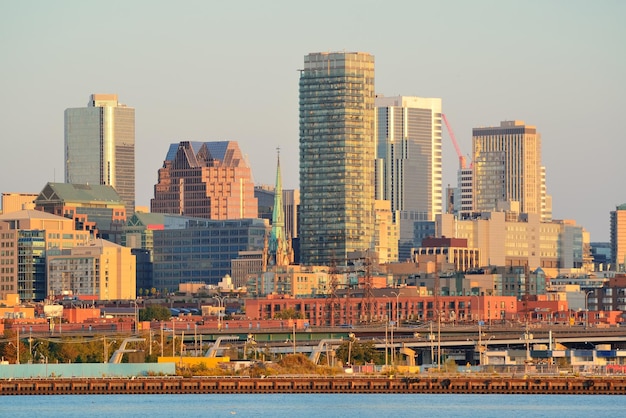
[472,120,551,221]
[299,51,376,265]
[151,141,257,220]
[47,238,136,301]
[65,94,135,216]
[0,210,90,301]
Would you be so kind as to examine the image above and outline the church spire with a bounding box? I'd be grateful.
[268,148,292,266]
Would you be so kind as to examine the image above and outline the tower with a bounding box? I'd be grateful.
[375,95,442,255]
[150,141,257,220]
[267,149,293,267]
[299,51,376,266]
[610,204,626,270]
[65,94,135,216]
[472,120,551,220]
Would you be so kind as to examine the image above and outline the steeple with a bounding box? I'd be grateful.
[268,148,293,267]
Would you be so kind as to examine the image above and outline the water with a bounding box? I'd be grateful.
[3,393,625,417]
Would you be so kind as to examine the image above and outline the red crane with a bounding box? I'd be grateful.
[442,113,467,169]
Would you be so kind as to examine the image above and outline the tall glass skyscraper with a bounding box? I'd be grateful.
[64,94,135,216]
[299,52,375,266]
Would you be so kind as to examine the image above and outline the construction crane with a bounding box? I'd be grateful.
[442,113,467,170]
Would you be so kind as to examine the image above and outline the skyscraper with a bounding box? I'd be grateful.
[65,94,135,216]
[299,52,375,266]
[610,204,626,269]
[472,120,551,220]
[150,141,257,220]
[375,95,443,254]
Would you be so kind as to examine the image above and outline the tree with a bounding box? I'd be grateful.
[139,304,172,321]
[336,339,381,365]
[274,308,303,320]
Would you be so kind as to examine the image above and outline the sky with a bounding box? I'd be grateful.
[0,0,624,242]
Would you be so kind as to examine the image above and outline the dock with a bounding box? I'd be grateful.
[2,375,626,395]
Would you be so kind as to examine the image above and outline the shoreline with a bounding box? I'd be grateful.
[2,375,625,396]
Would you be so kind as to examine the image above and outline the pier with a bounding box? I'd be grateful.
[2,375,626,396]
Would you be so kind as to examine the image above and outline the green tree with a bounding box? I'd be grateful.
[139,304,172,321]
[336,339,381,365]
[274,308,303,320]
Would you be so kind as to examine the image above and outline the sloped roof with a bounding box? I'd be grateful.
[35,183,123,204]
[164,141,232,163]
[0,209,68,221]
[130,212,166,227]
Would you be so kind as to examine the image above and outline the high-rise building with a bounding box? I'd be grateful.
[375,95,442,259]
[151,141,257,220]
[299,51,375,265]
[64,94,135,216]
[375,96,443,219]
[472,120,551,220]
[610,204,626,269]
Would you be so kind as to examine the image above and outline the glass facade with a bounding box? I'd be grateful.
[375,97,443,222]
[65,95,135,217]
[299,52,375,266]
[151,218,267,292]
[17,231,46,301]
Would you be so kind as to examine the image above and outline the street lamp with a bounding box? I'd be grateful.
[585,290,593,329]
[213,295,226,331]
[103,337,116,363]
[347,332,355,366]
[131,299,139,334]
[390,291,400,326]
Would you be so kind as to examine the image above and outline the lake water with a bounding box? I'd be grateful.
[3,393,626,417]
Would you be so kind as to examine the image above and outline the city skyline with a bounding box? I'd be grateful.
[1,1,624,241]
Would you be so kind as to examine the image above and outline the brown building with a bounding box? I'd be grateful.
[151,141,257,220]
[245,290,517,327]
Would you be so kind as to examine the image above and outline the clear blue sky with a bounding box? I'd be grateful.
[1,0,624,242]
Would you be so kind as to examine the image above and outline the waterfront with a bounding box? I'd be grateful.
[3,393,626,417]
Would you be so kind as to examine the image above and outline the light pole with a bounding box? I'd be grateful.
[347,332,355,366]
[585,290,593,329]
[213,295,226,331]
[103,337,116,363]
[391,291,400,327]
[131,299,139,334]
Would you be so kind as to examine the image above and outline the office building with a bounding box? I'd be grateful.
[437,211,590,273]
[610,204,626,270]
[375,96,443,219]
[151,141,257,220]
[0,210,90,301]
[299,51,375,265]
[1,193,38,213]
[47,238,136,301]
[375,95,442,260]
[148,217,268,291]
[472,120,551,221]
[34,182,127,244]
[65,94,135,216]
